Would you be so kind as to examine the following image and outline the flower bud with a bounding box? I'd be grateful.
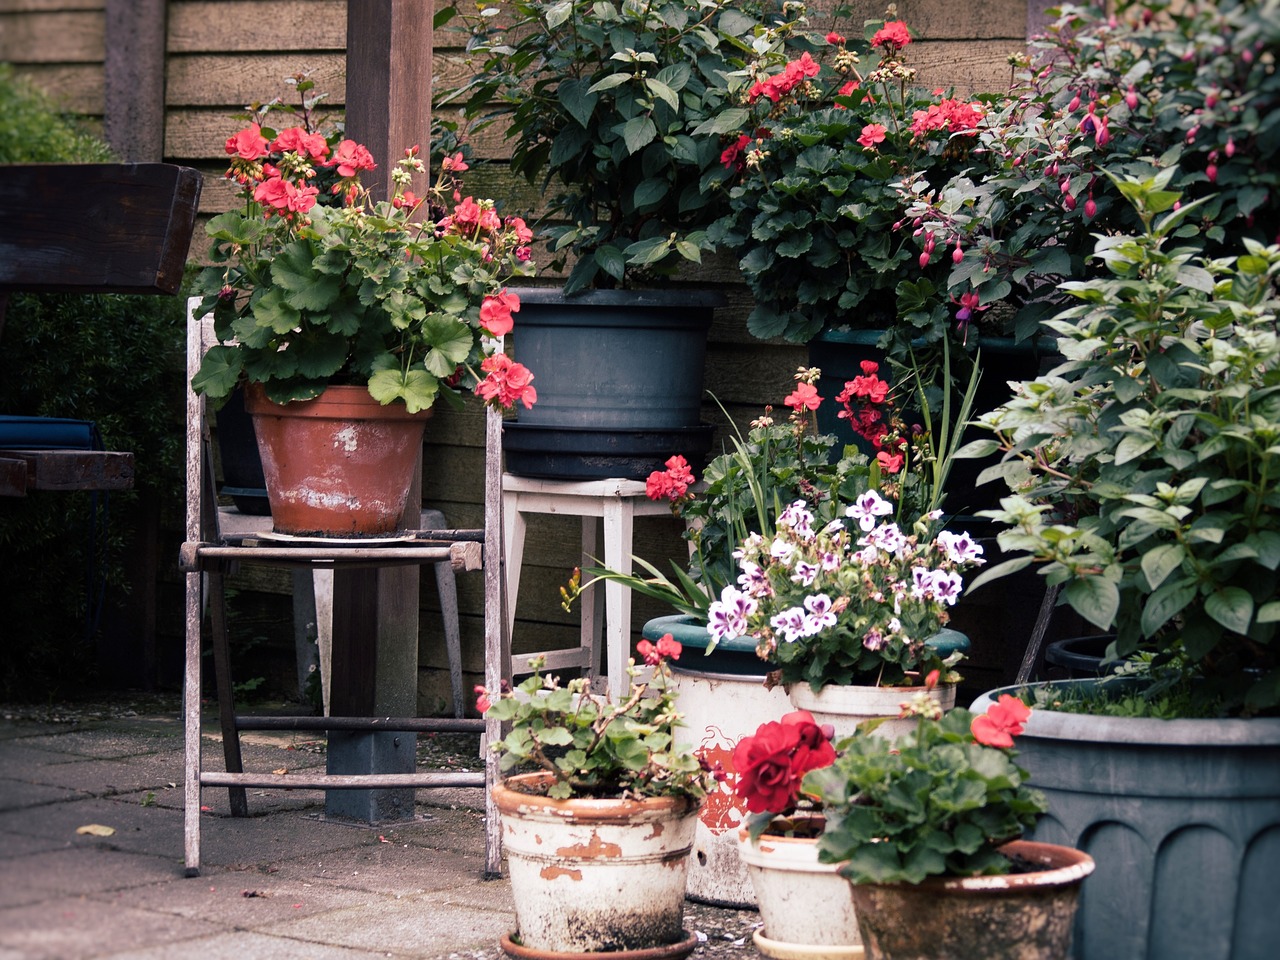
[952,243,964,264]
[1226,137,1237,158]
[1206,163,1218,184]
[919,251,931,269]
[1084,196,1097,218]
[1064,193,1077,212]
[1068,94,1080,112]
[1125,85,1138,110]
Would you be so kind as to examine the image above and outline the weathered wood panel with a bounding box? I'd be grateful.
[167,1,347,52]
[166,53,348,106]
[0,10,102,62]
[5,63,102,112]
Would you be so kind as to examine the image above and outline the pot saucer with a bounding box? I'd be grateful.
[751,930,864,960]
[500,930,698,960]
[254,530,416,546]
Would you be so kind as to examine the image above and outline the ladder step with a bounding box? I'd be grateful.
[201,771,485,790]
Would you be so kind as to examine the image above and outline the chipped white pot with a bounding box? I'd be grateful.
[492,772,701,953]
[787,681,957,741]
[738,822,863,958]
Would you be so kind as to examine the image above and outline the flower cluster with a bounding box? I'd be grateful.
[476,636,705,801]
[191,77,537,413]
[709,13,988,353]
[708,489,984,690]
[731,710,835,816]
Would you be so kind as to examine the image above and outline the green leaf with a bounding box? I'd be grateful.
[557,77,598,128]
[643,78,679,112]
[588,73,631,94]
[1141,543,1186,590]
[1064,576,1120,630]
[1205,587,1254,635]
[191,344,243,399]
[619,116,657,155]
[1141,578,1198,637]
[624,235,672,266]
[633,177,669,210]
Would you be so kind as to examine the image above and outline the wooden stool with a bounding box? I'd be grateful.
[502,475,673,699]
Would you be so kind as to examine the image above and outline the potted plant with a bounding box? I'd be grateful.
[476,637,706,954]
[189,79,537,534]
[443,0,775,478]
[797,683,1094,960]
[960,169,1280,960]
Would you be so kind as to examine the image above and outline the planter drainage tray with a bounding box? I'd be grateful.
[502,423,714,481]
[500,931,698,960]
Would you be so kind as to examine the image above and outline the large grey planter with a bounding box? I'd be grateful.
[972,681,1280,960]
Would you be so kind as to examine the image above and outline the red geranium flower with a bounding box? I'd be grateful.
[971,695,1032,748]
[479,289,521,337]
[732,711,835,815]
[477,354,537,410]
[785,382,821,412]
[871,20,912,52]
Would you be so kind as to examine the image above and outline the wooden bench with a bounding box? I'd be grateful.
[0,162,203,496]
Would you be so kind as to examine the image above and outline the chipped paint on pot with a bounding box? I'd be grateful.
[738,822,861,949]
[849,840,1094,960]
[244,383,430,535]
[492,772,700,953]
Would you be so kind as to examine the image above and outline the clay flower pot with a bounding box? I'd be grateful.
[492,772,701,954]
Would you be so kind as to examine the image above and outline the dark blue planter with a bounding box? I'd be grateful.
[505,287,720,480]
[972,680,1280,960]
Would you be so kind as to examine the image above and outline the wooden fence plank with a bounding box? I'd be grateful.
[0,10,102,62]
[166,52,348,107]
[167,1,347,53]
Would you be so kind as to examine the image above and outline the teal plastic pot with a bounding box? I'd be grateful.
[971,680,1280,960]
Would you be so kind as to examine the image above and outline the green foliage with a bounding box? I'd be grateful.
[480,654,706,800]
[708,10,986,352]
[0,64,114,163]
[0,67,185,697]
[807,704,1047,885]
[905,0,1280,344]
[964,173,1280,716]
[446,0,776,291]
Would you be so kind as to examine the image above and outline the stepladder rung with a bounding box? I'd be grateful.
[200,771,485,790]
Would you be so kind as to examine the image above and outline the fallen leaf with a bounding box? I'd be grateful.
[377,835,390,843]
[242,889,268,898]
[75,824,115,837]
[273,767,288,775]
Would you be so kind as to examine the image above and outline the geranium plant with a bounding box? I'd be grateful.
[804,685,1048,884]
[730,709,836,839]
[190,77,537,412]
[476,635,707,800]
[447,0,771,292]
[708,488,984,690]
[562,368,872,622]
[708,9,990,353]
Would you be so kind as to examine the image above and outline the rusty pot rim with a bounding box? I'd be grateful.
[492,772,701,822]
[855,839,1095,895]
[243,381,433,421]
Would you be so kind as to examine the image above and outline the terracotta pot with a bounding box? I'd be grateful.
[849,840,1094,960]
[492,772,701,953]
[738,822,862,958]
[787,680,958,741]
[243,383,431,536]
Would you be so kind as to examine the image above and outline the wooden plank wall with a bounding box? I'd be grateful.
[0,0,1036,713]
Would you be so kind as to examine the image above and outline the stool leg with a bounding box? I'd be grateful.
[503,490,528,669]
[207,569,248,817]
[601,498,635,701]
[433,560,464,718]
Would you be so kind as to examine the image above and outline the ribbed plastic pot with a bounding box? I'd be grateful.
[510,287,719,432]
[738,823,862,956]
[971,680,1280,960]
[644,615,790,907]
[492,772,700,954]
[244,383,430,536]
[849,840,1094,960]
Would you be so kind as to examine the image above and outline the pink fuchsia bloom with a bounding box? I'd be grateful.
[253,176,319,214]
[327,139,377,177]
[270,126,330,161]
[871,20,912,51]
[479,289,521,336]
[784,382,822,412]
[225,123,269,160]
[477,354,537,410]
[858,123,888,150]
[646,454,695,502]
[971,694,1032,748]
[721,133,752,170]
[637,633,682,667]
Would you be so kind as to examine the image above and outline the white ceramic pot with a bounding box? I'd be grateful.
[738,824,863,959]
[492,772,700,953]
[787,682,957,741]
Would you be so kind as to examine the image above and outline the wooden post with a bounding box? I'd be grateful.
[325,0,433,822]
[104,0,167,162]
[344,0,433,200]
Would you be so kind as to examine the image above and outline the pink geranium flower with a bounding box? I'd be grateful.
[858,123,888,150]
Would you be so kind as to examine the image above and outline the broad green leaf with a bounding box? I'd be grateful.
[1141,543,1186,590]
[190,344,243,399]
[1064,576,1120,630]
[619,116,657,154]
[1205,587,1254,635]
[1141,578,1198,636]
